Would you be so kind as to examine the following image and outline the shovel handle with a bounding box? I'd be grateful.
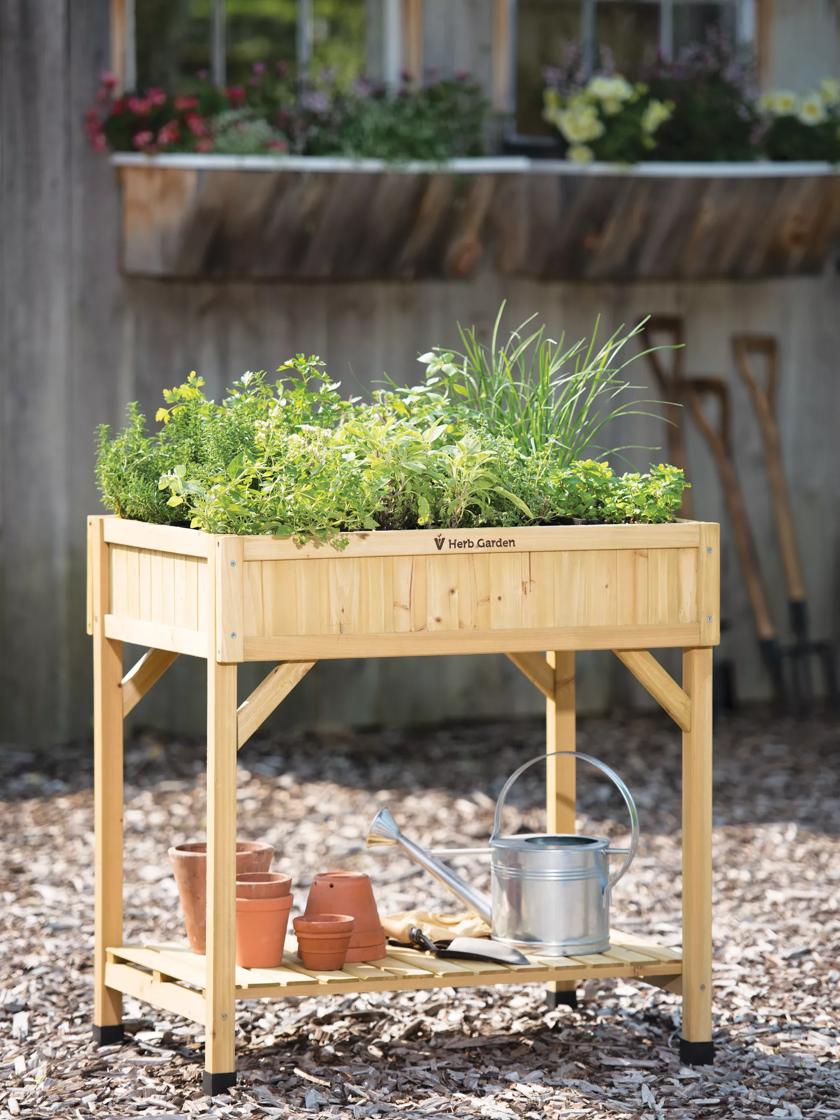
[732,335,806,606]
[492,751,639,890]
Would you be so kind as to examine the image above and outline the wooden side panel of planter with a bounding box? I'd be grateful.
[240,544,704,659]
[105,543,210,657]
[117,162,840,282]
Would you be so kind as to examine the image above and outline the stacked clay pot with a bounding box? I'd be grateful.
[235,872,293,968]
[168,840,273,953]
[293,914,355,971]
[303,871,386,962]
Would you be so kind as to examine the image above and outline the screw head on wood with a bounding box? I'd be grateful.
[706,615,713,623]
[706,546,713,555]
[230,559,237,567]
[230,631,237,639]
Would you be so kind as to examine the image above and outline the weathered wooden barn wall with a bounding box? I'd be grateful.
[2,1,839,747]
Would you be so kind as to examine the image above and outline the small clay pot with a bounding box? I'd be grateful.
[236,893,293,969]
[303,871,386,962]
[169,840,273,954]
[293,914,355,971]
[236,872,292,900]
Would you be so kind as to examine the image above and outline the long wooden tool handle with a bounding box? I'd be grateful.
[641,316,692,518]
[732,335,806,607]
[685,377,776,642]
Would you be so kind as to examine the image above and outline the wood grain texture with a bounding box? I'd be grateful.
[116,160,840,281]
[613,650,692,732]
[681,647,714,1044]
[91,519,124,1030]
[121,648,179,716]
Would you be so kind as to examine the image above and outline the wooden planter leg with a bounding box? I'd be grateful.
[204,659,238,1095]
[680,647,714,1064]
[545,650,577,1010]
[91,518,125,1045]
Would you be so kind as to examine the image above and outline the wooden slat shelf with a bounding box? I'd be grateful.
[106,932,682,1023]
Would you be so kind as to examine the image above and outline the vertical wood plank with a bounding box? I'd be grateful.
[90,517,124,1032]
[545,649,576,1002]
[215,537,244,661]
[681,647,714,1047]
[205,659,238,1078]
[546,651,576,833]
[696,523,721,646]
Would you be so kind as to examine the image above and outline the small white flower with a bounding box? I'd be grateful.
[819,77,840,106]
[567,144,594,163]
[641,98,672,135]
[760,89,799,116]
[798,94,827,125]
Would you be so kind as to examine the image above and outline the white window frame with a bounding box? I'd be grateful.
[111,0,421,92]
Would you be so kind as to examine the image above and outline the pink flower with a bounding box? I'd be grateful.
[128,96,150,115]
[267,138,288,153]
[186,113,208,137]
[132,129,154,150]
[157,120,181,147]
[252,61,266,76]
[196,137,214,152]
[99,70,118,90]
[226,85,246,106]
[147,87,167,108]
[174,95,199,111]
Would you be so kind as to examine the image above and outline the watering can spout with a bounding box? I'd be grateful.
[366,809,493,925]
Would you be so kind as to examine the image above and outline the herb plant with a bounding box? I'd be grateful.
[96,315,688,544]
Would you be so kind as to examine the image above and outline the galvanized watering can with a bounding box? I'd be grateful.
[367,752,639,957]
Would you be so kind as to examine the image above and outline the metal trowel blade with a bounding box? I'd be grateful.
[438,937,530,965]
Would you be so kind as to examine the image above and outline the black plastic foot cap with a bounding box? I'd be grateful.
[203,1071,237,1096]
[546,989,578,1010]
[679,1038,715,1065]
[92,1023,125,1046]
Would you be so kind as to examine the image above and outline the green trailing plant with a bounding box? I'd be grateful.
[95,317,689,544]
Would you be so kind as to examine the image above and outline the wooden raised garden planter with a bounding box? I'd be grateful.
[88,514,719,1094]
[114,153,840,282]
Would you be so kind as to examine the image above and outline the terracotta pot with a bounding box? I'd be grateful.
[293,914,355,971]
[168,840,273,953]
[303,871,386,962]
[236,894,292,969]
[236,872,291,900]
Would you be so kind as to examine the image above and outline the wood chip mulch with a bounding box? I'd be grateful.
[0,710,837,1119]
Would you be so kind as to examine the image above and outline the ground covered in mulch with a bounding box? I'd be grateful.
[1,710,838,1119]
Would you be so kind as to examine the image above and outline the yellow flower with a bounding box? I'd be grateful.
[641,98,672,135]
[798,94,827,125]
[601,97,622,116]
[819,77,840,106]
[586,74,634,103]
[567,144,594,163]
[556,104,605,144]
[760,89,798,116]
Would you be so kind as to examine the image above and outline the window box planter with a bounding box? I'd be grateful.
[88,513,719,1090]
[113,153,840,282]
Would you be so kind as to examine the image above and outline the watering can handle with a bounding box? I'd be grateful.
[490,751,639,890]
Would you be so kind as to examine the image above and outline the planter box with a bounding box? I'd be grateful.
[89,516,719,661]
[113,153,840,282]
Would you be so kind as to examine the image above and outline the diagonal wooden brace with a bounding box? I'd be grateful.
[236,661,315,750]
[505,652,554,700]
[613,649,691,732]
[122,649,179,717]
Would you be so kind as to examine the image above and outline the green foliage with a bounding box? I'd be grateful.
[759,81,840,162]
[417,305,665,466]
[543,75,673,164]
[95,316,688,543]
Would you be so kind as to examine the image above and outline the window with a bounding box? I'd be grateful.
[127,0,375,92]
[513,0,756,135]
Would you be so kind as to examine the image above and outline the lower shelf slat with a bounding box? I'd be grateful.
[105,931,683,1016]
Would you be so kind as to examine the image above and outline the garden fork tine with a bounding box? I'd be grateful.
[684,376,786,706]
[641,315,693,517]
[732,335,838,712]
